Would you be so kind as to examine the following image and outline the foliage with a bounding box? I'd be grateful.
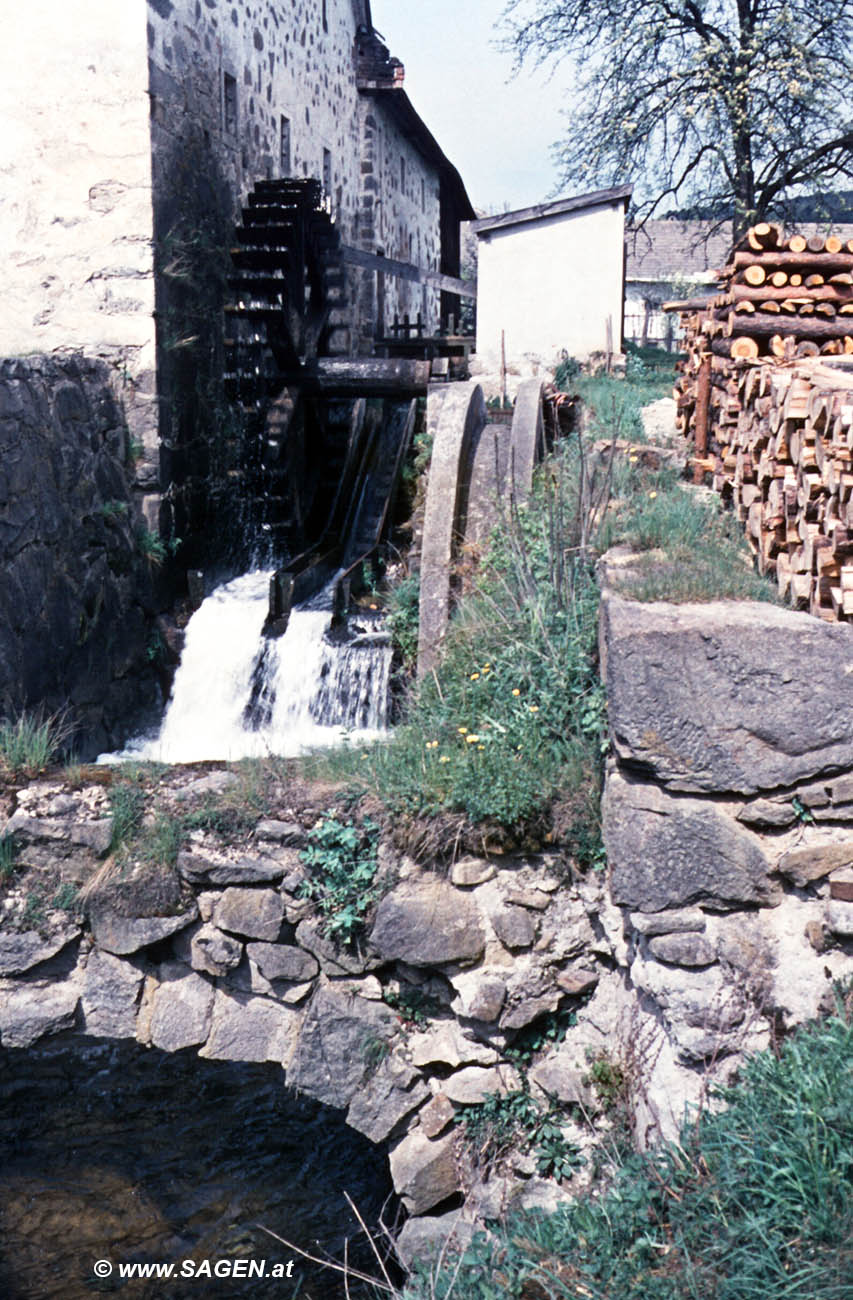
[404,996,853,1299]
[383,985,443,1028]
[501,0,853,234]
[0,711,71,778]
[137,527,181,567]
[553,350,581,389]
[586,1053,628,1111]
[457,1091,582,1184]
[505,1006,579,1067]
[386,574,421,672]
[573,368,674,442]
[51,882,79,911]
[298,815,380,946]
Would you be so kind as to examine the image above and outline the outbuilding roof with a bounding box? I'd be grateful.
[471,185,633,236]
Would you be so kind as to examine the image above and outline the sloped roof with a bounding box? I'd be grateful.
[472,185,633,236]
[627,219,853,282]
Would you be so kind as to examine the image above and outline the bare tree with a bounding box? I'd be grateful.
[501,1,853,236]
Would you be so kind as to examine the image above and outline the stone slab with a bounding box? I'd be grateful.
[601,593,853,794]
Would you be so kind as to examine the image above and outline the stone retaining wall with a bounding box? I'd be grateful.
[0,355,163,757]
[2,589,853,1261]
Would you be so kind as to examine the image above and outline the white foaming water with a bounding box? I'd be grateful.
[108,569,391,763]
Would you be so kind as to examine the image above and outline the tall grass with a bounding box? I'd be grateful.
[0,710,71,778]
[401,995,853,1300]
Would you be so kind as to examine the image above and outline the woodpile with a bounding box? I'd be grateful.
[668,223,853,622]
[718,358,853,621]
[671,223,853,472]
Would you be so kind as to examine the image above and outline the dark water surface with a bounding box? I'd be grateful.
[0,1038,397,1300]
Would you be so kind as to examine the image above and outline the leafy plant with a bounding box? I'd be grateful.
[383,985,442,1028]
[385,574,421,672]
[298,815,380,946]
[586,1053,627,1111]
[554,349,582,390]
[137,527,181,567]
[97,500,130,521]
[108,782,145,854]
[506,1006,579,1068]
[457,1090,582,1185]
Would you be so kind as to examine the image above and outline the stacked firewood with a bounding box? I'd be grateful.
[716,358,853,620]
[670,223,853,460]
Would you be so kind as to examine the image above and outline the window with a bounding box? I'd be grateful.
[420,178,425,212]
[400,155,405,192]
[223,72,237,136]
[280,115,291,175]
[322,0,328,32]
[323,148,332,198]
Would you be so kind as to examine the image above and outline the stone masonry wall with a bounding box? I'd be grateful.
[0,357,163,757]
[0,0,158,464]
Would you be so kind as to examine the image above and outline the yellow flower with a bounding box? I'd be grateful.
[466,734,480,744]
[512,688,521,697]
[470,672,480,680]
[458,726,468,734]
[439,755,450,764]
[529,705,539,713]
[477,745,485,751]
[649,490,658,499]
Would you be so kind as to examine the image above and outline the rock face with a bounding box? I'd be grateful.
[0,355,162,757]
[602,594,853,794]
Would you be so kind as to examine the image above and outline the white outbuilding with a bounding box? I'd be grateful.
[472,185,632,373]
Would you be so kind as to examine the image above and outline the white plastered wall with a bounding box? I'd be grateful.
[475,200,627,369]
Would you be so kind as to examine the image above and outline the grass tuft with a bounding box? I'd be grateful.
[0,710,72,779]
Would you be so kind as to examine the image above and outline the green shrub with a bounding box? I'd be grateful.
[405,997,853,1300]
[298,815,380,946]
[385,573,421,671]
[0,711,70,778]
[0,835,17,882]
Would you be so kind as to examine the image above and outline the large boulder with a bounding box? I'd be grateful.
[601,594,853,794]
[389,1129,460,1216]
[604,769,776,912]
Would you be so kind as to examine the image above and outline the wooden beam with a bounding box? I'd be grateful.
[340,245,477,299]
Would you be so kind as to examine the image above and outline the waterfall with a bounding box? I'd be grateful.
[111,570,391,763]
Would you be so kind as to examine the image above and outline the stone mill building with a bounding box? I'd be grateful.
[1,0,473,535]
[0,0,473,750]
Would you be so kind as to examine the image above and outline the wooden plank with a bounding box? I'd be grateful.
[340,245,477,299]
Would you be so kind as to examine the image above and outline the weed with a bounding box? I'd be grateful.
[505,1006,579,1068]
[0,835,18,882]
[0,710,72,778]
[51,882,79,911]
[383,986,442,1028]
[361,1030,392,1074]
[792,794,815,825]
[586,1053,627,1111]
[385,574,420,672]
[137,527,181,567]
[298,815,380,946]
[457,1091,582,1185]
[135,811,183,869]
[22,889,46,928]
[97,500,130,521]
[108,782,145,854]
[554,350,582,389]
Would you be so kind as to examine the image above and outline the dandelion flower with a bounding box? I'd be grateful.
[458,726,468,734]
[466,734,480,744]
[529,705,539,713]
[470,672,480,680]
[512,688,521,697]
[439,755,450,764]
[649,490,658,499]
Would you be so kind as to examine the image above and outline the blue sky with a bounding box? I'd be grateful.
[369,1,569,215]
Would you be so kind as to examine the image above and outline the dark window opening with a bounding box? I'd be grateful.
[322,0,328,32]
[223,72,237,135]
[400,155,405,192]
[322,148,332,201]
[280,115,291,175]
